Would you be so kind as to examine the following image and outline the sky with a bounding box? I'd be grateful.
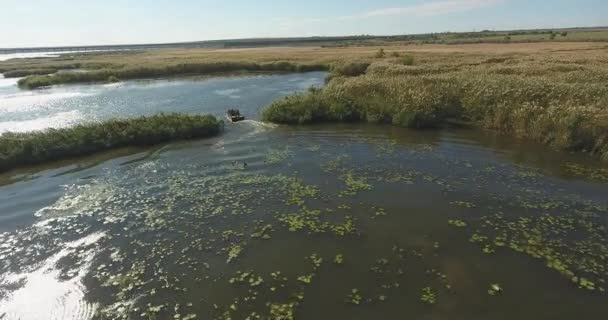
[1,0,607,48]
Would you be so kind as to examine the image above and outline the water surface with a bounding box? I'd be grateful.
[0,73,607,320]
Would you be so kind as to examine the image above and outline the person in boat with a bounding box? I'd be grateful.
[226,109,245,122]
[227,109,241,117]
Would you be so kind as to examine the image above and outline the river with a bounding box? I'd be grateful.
[0,72,607,320]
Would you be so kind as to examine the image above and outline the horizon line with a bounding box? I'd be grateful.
[1,25,606,51]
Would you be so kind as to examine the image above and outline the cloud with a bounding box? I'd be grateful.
[268,0,505,36]
[341,0,504,20]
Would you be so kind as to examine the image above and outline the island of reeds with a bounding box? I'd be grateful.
[15,61,328,89]
[0,113,221,172]
[262,51,608,161]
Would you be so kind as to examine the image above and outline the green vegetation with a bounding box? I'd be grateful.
[448,220,468,228]
[2,68,58,78]
[347,288,363,305]
[16,61,328,89]
[328,61,370,78]
[488,283,503,296]
[420,287,437,304]
[262,47,608,160]
[0,113,221,172]
[462,211,608,292]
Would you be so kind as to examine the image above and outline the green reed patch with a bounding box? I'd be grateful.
[262,59,608,160]
[17,61,329,89]
[0,113,221,172]
[2,68,59,78]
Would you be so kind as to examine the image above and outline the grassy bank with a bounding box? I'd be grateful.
[17,61,328,89]
[2,68,59,78]
[263,53,608,160]
[0,113,221,172]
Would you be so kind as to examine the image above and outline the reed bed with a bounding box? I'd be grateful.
[0,113,221,171]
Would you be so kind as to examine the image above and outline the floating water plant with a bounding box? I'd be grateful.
[563,163,608,183]
[482,245,496,254]
[308,253,323,270]
[269,303,296,320]
[346,288,363,305]
[420,287,437,304]
[227,243,245,263]
[340,171,372,196]
[265,147,295,165]
[251,224,274,239]
[448,219,468,228]
[334,254,344,265]
[278,208,356,236]
[462,211,608,292]
[488,283,503,296]
[451,201,476,208]
[297,274,314,284]
[284,177,319,206]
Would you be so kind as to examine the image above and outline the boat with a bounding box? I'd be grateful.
[226,109,245,122]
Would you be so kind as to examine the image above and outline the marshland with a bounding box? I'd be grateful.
[1,30,608,320]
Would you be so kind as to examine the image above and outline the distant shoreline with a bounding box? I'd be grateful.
[2,26,607,53]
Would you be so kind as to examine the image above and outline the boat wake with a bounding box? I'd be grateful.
[240,119,277,130]
[236,120,278,140]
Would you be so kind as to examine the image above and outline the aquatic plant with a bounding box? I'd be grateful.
[463,212,608,292]
[488,283,503,296]
[308,253,323,270]
[420,287,437,304]
[297,274,314,284]
[340,171,372,196]
[265,147,294,165]
[269,303,296,320]
[451,201,476,208]
[346,288,363,305]
[334,254,344,265]
[251,224,274,239]
[563,163,608,182]
[448,220,468,228]
[278,207,356,236]
[227,243,244,263]
[0,113,221,171]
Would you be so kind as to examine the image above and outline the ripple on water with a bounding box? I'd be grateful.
[0,110,86,133]
[0,91,92,114]
[0,232,104,320]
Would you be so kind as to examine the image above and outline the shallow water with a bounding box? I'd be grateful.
[0,50,130,62]
[0,73,607,320]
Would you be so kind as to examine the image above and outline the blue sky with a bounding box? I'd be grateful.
[1,0,607,47]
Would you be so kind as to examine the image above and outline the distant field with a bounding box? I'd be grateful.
[1,41,606,75]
